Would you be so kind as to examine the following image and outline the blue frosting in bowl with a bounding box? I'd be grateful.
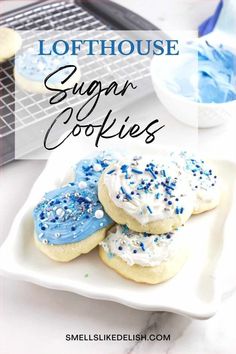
[165,41,236,104]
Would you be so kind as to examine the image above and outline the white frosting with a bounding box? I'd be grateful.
[100,225,186,267]
[170,151,220,209]
[103,156,194,224]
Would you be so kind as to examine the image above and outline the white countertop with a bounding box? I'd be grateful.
[1,1,236,354]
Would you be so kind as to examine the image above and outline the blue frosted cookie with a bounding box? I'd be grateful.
[33,151,120,261]
[14,44,80,93]
[33,181,113,262]
[74,151,119,188]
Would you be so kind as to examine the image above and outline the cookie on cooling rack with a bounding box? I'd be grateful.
[14,45,80,93]
[0,28,22,63]
[98,156,194,234]
[99,224,189,284]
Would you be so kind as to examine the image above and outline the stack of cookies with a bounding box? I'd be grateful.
[33,151,220,284]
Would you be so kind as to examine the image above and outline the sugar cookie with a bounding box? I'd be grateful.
[14,44,80,93]
[170,151,220,214]
[98,156,194,234]
[33,182,113,262]
[99,224,188,284]
[0,27,22,62]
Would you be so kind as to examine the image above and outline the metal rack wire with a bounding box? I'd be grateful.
[0,1,151,153]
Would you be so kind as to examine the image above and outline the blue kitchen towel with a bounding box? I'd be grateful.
[198,0,223,36]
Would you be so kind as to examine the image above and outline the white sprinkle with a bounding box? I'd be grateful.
[56,208,65,218]
[93,163,102,172]
[39,233,44,239]
[95,210,104,219]
[42,239,48,244]
[78,181,87,189]
[100,222,104,227]
[54,233,61,238]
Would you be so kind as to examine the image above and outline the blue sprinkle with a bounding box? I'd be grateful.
[121,164,128,172]
[120,186,126,194]
[163,183,174,190]
[175,207,179,214]
[71,226,76,231]
[120,186,132,200]
[168,201,172,205]
[133,249,137,254]
[147,205,152,214]
[180,207,184,214]
[147,168,157,179]
[156,193,160,199]
[140,242,145,251]
[161,170,166,177]
[131,168,143,174]
[118,246,123,251]
[107,169,116,174]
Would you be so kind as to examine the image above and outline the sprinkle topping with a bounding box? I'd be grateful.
[33,152,118,245]
[103,156,193,224]
[100,225,186,267]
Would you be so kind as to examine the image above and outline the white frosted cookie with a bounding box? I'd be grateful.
[98,156,194,234]
[14,45,80,93]
[170,151,220,214]
[99,224,189,284]
[0,28,22,62]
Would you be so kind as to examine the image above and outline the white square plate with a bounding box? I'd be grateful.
[0,143,235,319]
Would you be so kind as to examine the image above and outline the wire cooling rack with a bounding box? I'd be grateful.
[0,0,152,163]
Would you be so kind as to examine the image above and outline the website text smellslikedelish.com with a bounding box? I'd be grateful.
[65,333,171,342]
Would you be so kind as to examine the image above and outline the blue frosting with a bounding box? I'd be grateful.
[75,151,117,184]
[33,182,113,245]
[15,45,78,84]
[33,152,118,245]
[166,41,236,103]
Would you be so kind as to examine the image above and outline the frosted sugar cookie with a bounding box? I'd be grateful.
[0,27,22,62]
[170,151,220,214]
[75,151,121,185]
[33,182,113,262]
[99,225,188,284]
[98,156,194,234]
[14,45,80,93]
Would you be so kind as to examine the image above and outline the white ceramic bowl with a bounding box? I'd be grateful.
[150,52,236,128]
